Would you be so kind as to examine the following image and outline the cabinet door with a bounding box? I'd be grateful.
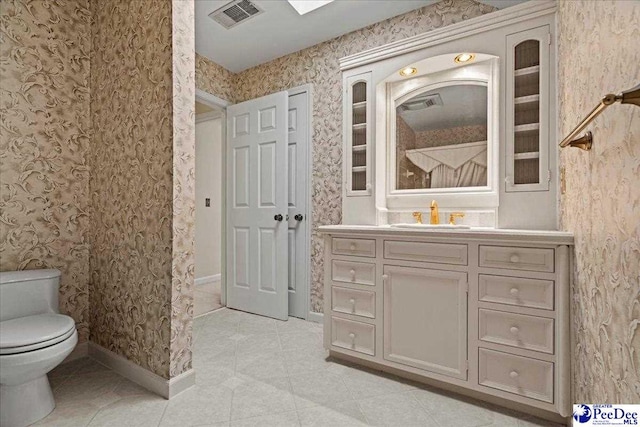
[345,73,372,196]
[505,25,550,192]
[383,265,468,380]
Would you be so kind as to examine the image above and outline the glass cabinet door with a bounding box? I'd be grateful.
[345,73,372,196]
[505,26,550,192]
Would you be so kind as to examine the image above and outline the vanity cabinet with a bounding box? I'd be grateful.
[321,226,572,422]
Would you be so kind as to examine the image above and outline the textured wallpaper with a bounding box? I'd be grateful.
[0,0,91,342]
[169,0,195,378]
[196,53,235,103]
[558,0,640,404]
[232,0,496,313]
[90,0,177,379]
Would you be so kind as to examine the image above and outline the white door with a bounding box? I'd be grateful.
[383,265,468,380]
[287,92,308,318]
[226,91,289,320]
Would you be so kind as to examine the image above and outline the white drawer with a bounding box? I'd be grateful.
[332,238,376,258]
[479,246,554,273]
[384,240,467,265]
[479,309,554,354]
[331,317,375,356]
[479,348,553,403]
[479,275,554,310]
[332,286,375,319]
[331,260,375,286]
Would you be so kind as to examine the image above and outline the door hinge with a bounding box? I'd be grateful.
[466,282,469,293]
[547,170,552,183]
[466,360,470,371]
[547,33,552,45]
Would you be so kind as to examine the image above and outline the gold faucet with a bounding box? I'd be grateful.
[430,200,439,224]
[412,211,423,224]
[449,212,465,225]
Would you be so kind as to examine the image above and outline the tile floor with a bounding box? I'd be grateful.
[40,308,563,427]
[194,280,223,316]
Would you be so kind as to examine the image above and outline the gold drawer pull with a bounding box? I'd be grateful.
[349,298,356,312]
[349,243,356,251]
[510,287,519,295]
[510,254,520,263]
[509,370,519,379]
[510,326,519,334]
[349,269,356,281]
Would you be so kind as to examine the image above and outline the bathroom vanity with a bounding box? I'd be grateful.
[319,226,573,420]
[321,1,573,422]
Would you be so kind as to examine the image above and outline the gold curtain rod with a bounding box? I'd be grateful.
[559,84,640,151]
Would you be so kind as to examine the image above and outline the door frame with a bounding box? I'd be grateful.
[196,89,231,306]
[216,84,313,320]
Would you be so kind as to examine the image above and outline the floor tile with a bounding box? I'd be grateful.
[87,395,167,427]
[235,333,281,355]
[341,366,417,399]
[53,370,123,407]
[32,402,102,427]
[289,371,353,409]
[297,400,368,427]
[278,331,323,351]
[230,377,296,420]
[357,392,438,427]
[229,410,300,427]
[160,385,233,426]
[235,350,288,380]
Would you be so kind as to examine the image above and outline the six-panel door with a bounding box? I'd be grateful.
[383,265,468,380]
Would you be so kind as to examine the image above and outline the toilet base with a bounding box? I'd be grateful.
[0,375,55,427]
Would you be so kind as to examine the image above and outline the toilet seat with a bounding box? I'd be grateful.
[0,314,76,355]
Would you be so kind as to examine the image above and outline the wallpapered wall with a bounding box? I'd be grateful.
[558,0,640,404]
[196,53,235,103]
[200,0,496,313]
[0,0,91,342]
[169,0,195,378]
[90,0,194,379]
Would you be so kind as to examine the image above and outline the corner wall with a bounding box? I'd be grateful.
[90,0,194,379]
[0,0,91,342]
[558,0,640,403]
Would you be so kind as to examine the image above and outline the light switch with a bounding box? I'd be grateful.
[205,198,211,207]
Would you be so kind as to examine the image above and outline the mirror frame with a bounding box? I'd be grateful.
[384,58,499,209]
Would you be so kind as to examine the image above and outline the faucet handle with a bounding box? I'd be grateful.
[448,212,465,225]
[412,212,423,224]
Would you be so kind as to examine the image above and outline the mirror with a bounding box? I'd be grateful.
[395,83,488,190]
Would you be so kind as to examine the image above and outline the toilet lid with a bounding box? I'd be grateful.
[0,314,76,354]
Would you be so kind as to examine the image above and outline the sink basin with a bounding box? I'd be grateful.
[390,223,471,230]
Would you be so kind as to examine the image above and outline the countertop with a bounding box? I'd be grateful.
[317,224,574,245]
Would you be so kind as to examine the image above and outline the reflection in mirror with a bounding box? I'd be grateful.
[396,84,488,190]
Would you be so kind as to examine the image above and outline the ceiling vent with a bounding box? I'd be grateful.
[209,0,263,29]
[399,94,444,112]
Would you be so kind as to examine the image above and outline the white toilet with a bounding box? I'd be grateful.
[0,269,78,427]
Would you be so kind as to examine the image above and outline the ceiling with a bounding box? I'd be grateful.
[195,0,529,73]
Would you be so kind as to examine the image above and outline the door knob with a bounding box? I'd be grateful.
[294,214,304,221]
[274,214,283,221]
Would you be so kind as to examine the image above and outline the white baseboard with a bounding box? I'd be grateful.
[88,342,195,399]
[307,311,323,323]
[195,274,221,286]
[63,341,89,364]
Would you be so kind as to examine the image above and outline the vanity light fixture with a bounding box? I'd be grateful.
[454,53,475,63]
[399,67,417,77]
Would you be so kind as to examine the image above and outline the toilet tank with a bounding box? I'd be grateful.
[0,269,61,321]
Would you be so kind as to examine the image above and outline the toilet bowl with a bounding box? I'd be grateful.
[0,270,78,427]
